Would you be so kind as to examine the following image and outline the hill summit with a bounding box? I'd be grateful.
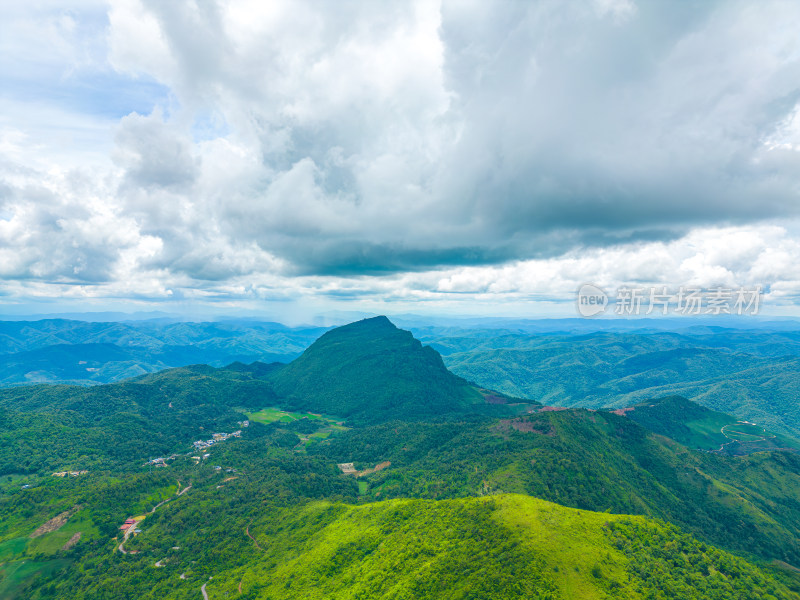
[269,316,490,423]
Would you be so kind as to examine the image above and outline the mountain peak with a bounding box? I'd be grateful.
[322,315,399,339]
[348,315,395,328]
[269,317,485,423]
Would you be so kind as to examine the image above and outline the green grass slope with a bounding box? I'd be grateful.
[269,317,503,424]
[605,361,800,438]
[206,495,798,599]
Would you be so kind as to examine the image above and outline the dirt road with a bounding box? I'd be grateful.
[118,481,191,553]
[245,524,265,552]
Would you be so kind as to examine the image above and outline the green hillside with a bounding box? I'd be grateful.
[269,316,515,424]
[311,409,800,565]
[2,400,800,598]
[19,488,798,600]
[210,494,795,600]
[618,396,800,454]
[0,365,277,474]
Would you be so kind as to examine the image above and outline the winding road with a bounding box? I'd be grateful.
[714,422,773,452]
[117,481,191,554]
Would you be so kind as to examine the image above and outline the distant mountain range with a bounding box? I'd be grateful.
[0,319,327,386]
[419,327,800,437]
[4,317,800,439]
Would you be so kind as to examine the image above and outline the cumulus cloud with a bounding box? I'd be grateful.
[0,168,157,283]
[114,111,199,189]
[3,0,800,314]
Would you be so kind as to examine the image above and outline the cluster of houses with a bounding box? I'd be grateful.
[135,428,245,470]
[144,455,178,468]
[192,429,242,451]
[119,518,142,536]
[52,470,88,477]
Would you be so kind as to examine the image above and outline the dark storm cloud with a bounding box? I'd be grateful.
[168,0,800,276]
[432,0,800,244]
[278,241,515,276]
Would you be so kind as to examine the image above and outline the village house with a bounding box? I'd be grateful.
[119,518,136,531]
[52,470,88,477]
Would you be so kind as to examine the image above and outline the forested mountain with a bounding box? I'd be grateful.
[0,365,276,474]
[125,493,796,600]
[0,319,325,355]
[1,317,800,598]
[310,407,800,566]
[269,316,529,424]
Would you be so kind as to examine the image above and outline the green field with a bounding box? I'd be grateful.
[246,407,331,425]
[0,559,69,598]
[619,396,800,455]
[681,415,734,449]
[245,407,348,452]
[0,537,27,562]
[723,423,769,441]
[26,511,100,555]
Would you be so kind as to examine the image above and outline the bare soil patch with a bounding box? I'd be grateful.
[61,532,81,551]
[483,393,508,405]
[497,418,555,436]
[30,506,80,538]
[357,461,391,477]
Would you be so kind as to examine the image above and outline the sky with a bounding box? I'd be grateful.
[2,0,800,321]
